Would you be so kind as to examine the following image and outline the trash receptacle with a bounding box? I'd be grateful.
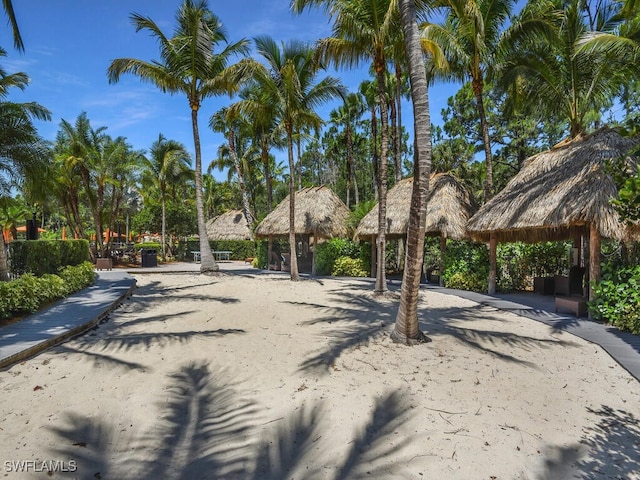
[141,249,157,267]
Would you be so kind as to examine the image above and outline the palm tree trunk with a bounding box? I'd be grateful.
[472,78,493,203]
[161,195,167,262]
[262,139,273,213]
[374,63,389,295]
[0,236,9,281]
[191,108,218,273]
[346,123,353,208]
[287,127,300,281]
[229,130,255,228]
[392,0,432,344]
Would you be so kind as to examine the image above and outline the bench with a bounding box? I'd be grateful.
[555,296,587,317]
[95,258,113,271]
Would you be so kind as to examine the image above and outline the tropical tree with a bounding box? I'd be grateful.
[2,0,23,52]
[0,53,50,280]
[249,35,344,280]
[209,107,257,227]
[420,0,514,202]
[329,92,365,208]
[497,0,630,138]
[107,0,251,274]
[141,134,191,261]
[292,0,398,294]
[391,0,432,345]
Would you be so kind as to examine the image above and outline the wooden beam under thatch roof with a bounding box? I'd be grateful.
[467,127,640,244]
[206,210,253,241]
[254,186,350,239]
[354,174,477,241]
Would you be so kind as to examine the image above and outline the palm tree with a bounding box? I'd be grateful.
[2,0,23,52]
[391,0,432,345]
[209,107,256,228]
[0,53,50,281]
[142,134,191,261]
[497,0,628,138]
[250,35,344,280]
[107,0,250,274]
[329,92,365,208]
[292,0,398,294]
[420,0,514,202]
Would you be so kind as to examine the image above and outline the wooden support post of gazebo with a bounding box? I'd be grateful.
[589,222,601,303]
[488,232,498,295]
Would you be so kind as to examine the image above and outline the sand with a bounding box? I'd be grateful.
[0,268,639,479]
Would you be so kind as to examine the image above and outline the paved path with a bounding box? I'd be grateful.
[1,263,639,384]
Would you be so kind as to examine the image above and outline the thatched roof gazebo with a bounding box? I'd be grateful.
[255,186,350,274]
[206,210,253,241]
[354,174,477,282]
[466,127,640,299]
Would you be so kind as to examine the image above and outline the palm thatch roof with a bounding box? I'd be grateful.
[467,127,640,243]
[254,186,350,239]
[354,174,477,240]
[206,210,253,241]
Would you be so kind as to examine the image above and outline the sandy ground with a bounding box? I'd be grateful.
[0,269,639,480]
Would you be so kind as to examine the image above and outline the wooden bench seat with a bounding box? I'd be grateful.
[555,296,587,317]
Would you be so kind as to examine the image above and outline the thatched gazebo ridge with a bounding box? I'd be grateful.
[206,210,253,241]
[466,127,640,298]
[255,186,350,274]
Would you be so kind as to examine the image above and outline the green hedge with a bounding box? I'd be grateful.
[9,240,90,277]
[0,262,96,321]
[315,238,365,276]
[589,264,640,334]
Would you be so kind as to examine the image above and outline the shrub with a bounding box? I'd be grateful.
[315,238,362,276]
[589,264,640,334]
[441,240,489,291]
[332,256,368,277]
[0,261,96,321]
[9,239,90,277]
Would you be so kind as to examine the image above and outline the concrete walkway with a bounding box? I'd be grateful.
[1,263,639,384]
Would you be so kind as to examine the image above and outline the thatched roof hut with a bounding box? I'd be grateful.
[206,210,253,241]
[354,173,477,240]
[467,127,639,244]
[255,186,350,239]
[466,127,640,297]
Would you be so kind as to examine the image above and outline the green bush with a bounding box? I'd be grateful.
[497,241,570,292]
[0,261,96,321]
[315,238,363,275]
[589,264,640,334]
[9,239,90,277]
[441,240,489,292]
[332,256,368,277]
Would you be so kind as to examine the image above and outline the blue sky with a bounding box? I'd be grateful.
[0,1,458,180]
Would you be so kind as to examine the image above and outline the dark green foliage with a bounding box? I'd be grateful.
[0,262,95,321]
[315,238,363,276]
[9,240,90,277]
[441,240,489,292]
[589,264,640,334]
[497,242,570,292]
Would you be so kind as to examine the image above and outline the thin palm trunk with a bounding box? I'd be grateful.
[392,0,432,344]
[191,108,218,273]
[286,128,300,281]
[0,237,9,281]
[229,130,255,227]
[161,195,167,261]
[346,122,353,208]
[472,79,493,203]
[261,139,273,212]
[374,66,389,295]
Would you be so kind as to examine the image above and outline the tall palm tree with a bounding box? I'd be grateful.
[142,134,191,261]
[421,0,514,202]
[329,92,365,208]
[392,0,432,345]
[107,0,250,274]
[2,0,23,52]
[0,53,50,281]
[497,0,627,138]
[250,35,344,280]
[292,0,398,294]
[209,107,256,228]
